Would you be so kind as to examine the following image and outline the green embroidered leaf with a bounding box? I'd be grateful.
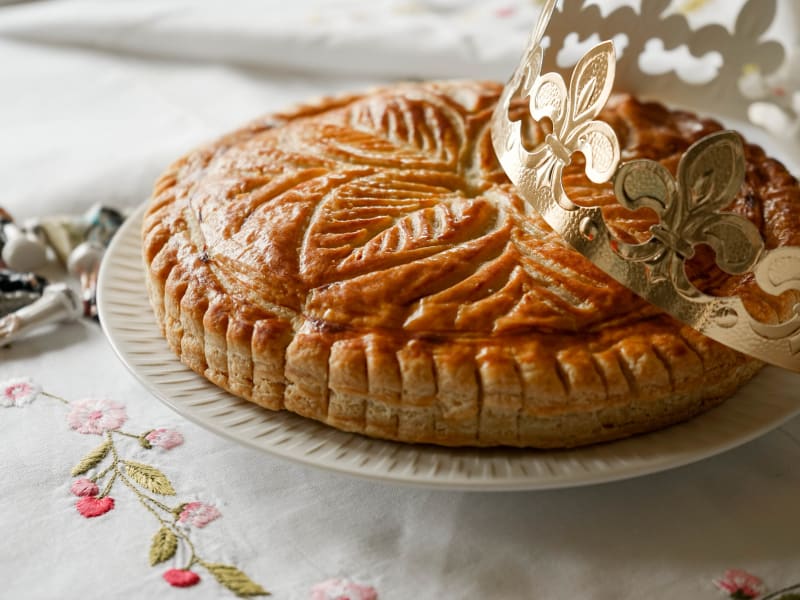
[149,527,178,566]
[203,562,269,597]
[123,461,176,495]
[70,440,112,476]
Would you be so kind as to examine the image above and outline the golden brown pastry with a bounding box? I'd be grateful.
[142,80,800,448]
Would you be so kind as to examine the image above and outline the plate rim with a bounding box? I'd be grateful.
[97,203,800,491]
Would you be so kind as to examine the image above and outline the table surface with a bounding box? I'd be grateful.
[1,1,799,599]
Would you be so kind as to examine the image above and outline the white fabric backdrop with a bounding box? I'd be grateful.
[1,1,800,598]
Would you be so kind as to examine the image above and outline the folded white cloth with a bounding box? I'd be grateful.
[0,0,540,223]
[0,0,539,78]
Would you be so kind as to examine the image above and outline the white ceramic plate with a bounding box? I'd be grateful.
[97,204,800,491]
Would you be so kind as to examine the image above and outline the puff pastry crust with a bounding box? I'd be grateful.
[143,81,800,447]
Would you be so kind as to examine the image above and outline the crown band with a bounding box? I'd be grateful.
[491,0,800,372]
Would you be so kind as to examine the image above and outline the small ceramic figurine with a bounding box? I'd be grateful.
[31,204,125,267]
[30,204,126,319]
[31,215,87,266]
[69,205,126,319]
[67,241,106,319]
[0,283,82,346]
[0,269,48,316]
[0,208,49,272]
[84,205,125,247]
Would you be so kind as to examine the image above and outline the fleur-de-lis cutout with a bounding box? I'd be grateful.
[500,0,553,154]
[523,39,621,210]
[512,0,552,95]
[613,131,764,292]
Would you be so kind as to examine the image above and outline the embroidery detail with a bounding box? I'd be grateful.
[714,569,765,599]
[76,496,115,518]
[144,428,184,450]
[495,6,516,18]
[203,563,268,597]
[164,568,201,588]
[123,460,176,495]
[70,478,99,497]
[71,439,112,476]
[763,584,800,600]
[311,578,379,600]
[13,379,268,597]
[67,398,127,434]
[0,377,41,407]
[178,502,222,528]
[151,527,179,566]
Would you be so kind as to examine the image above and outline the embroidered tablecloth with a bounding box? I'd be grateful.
[1,1,799,598]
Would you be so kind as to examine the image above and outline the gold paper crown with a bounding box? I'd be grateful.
[491,0,800,372]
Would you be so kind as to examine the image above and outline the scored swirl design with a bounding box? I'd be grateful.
[185,81,676,338]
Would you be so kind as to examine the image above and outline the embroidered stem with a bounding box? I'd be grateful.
[40,390,69,405]
[133,486,167,524]
[92,462,115,483]
[175,525,200,570]
[763,583,800,599]
[142,492,173,514]
[141,491,199,569]
[18,377,273,596]
[121,471,201,569]
[110,442,166,514]
[107,431,119,458]
[107,434,201,563]
[112,452,202,570]
[116,473,174,512]
[99,470,117,498]
[116,468,170,527]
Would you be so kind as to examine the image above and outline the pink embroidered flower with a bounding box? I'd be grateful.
[495,6,516,18]
[1,377,41,407]
[178,502,221,528]
[70,478,99,497]
[163,569,201,588]
[714,569,765,599]
[67,398,127,435]
[311,578,378,600]
[145,428,184,450]
[76,496,115,518]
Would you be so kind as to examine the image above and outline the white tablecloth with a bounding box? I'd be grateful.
[2,1,800,598]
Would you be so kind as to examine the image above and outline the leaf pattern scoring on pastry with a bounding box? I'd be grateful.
[180,81,796,340]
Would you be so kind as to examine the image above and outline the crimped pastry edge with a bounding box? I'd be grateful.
[143,204,761,449]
